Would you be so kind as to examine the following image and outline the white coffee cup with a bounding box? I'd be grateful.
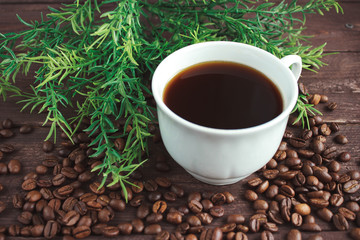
[152,41,301,185]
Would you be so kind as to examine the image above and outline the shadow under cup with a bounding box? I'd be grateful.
[152,41,300,185]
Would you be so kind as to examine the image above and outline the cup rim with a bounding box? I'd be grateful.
[152,41,299,135]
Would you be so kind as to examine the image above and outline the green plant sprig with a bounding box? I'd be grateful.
[0,0,342,195]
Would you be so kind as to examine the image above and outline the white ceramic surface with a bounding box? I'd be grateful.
[152,41,301,185]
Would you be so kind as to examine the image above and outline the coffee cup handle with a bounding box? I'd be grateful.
[280,55,302,82]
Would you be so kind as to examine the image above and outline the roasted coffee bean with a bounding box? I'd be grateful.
[40,188,53,200]
[37,179,52,188]
[263,222,278,233]
[268,210,284,225]
[333,213,349,231]
[22,178,37,191]
[43,206,55,221]
[8,224,21,236]
[289,137,306,148]
[279,170,298,180]
[209,205,224,218]
[153,200,167,214]
[337,151,351,162]
[309,198,329,209]
[329,193,343,207]
[57,185,74,196]
[227,214,245,224]
[25,190,42,203]
[244,190,258,201]
[350,228,360,240]
[167,212,183,225]
[117,222,133,235]
[334,134,348,144]
[8,159,21,174]
[287,229,301,240]
[42,141,54,153]
[338,207,356,221]
[77,216,92,227]
[253,200,269,211]
[156,230,170,240]
[171,184,185,197]
[89,182,105,195]
[280,185,295,198]
[327,102,337,110]
[61,167,78,179]
[0,144,15,153]
[197,212,213,225]
[300,223,321,232]
[0,129,14,138]
[144,179,158,192]
[36,165,48,175]
[63,210,80,226]
[176,222,190,235]
[249,218,260,233]
[345,201,360,212]
[137,204,150,219]
[44,220,58,239]
[187,215,202,227]
[322,146,337,159]
[163,191,177,202]
[200,227,223,240]
[144,224,162,235]
[256,180,269,193]
[294,203,311,216]
[343,180,360,193]
[263,169,279,180]
[188,200,203,214]
[291,212,303,227]
[314,169,332,183]
[17,211,32,225]
[147,192,161,203]
[247,177,262,187]
[2,119,13,129]
[73,226,91,239]
[211,192,226,205]
[12,194,24,209]
[266,159,278,169]
[100,225,118,237]
[261,230,274,240]
[146,213,163,223]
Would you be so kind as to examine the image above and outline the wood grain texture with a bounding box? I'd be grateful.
[0,1,359,240]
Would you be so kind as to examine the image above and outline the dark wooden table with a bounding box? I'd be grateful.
[0,1,359,239]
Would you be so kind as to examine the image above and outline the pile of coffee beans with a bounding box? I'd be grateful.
[0,83,360,240]
[241,86,360,240]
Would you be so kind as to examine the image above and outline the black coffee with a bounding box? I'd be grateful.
[163,61,283,129]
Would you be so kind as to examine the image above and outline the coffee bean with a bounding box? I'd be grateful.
[167,212,183,225]
[200,227,223,240]
[329,193,344,207]
[25,190,42,202]
[22,178,37,191]
[280,185,295,198]
[338,207,356,221]
[187,215,202,227]
[144,224,162,235]
[63,210,80,226]
[350,228,360,240]
[227,214,245,224]
[0,144,15,153]
[256,180,269,193]
[294,203,311,216]
[244,190,258,201]
[188,200,203,214]
[211,192,226,205]
[171,184,184,197]
[163,191,177,202]
[345,201,360,212]
[343,180,360,193]
[146,212,163,223]
[234,232,248,240]
[263,169,279,180]
[253,200,268,211]
[19,124,32,134]
[209,205,224,218]
[290,212,303,227]
[316,208,333,222]
[263,222,278,233]
[99,225,118,237]
[147,192,161,203]
[156,230,170,240]
[44,220,58,239]
[197,212,213,225]
[327,102,337,110]
[333,213,349,231]
[72,226,91,239]
[153,200,167,214]
[155,162,170,172]
[287,229,301,240]
[0,129,14,138]
[61,167,78,179]
[247,177,262,187]
[335,134,348,144]
[8,159,21,174]
[42,141,54,153]
[57,185,74,196]
[300,223,321,232]
[8,224,21,236]
[249,218,260,233]
[322,146,337,159]
[261,230,274,240]
[289,137,306,148]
